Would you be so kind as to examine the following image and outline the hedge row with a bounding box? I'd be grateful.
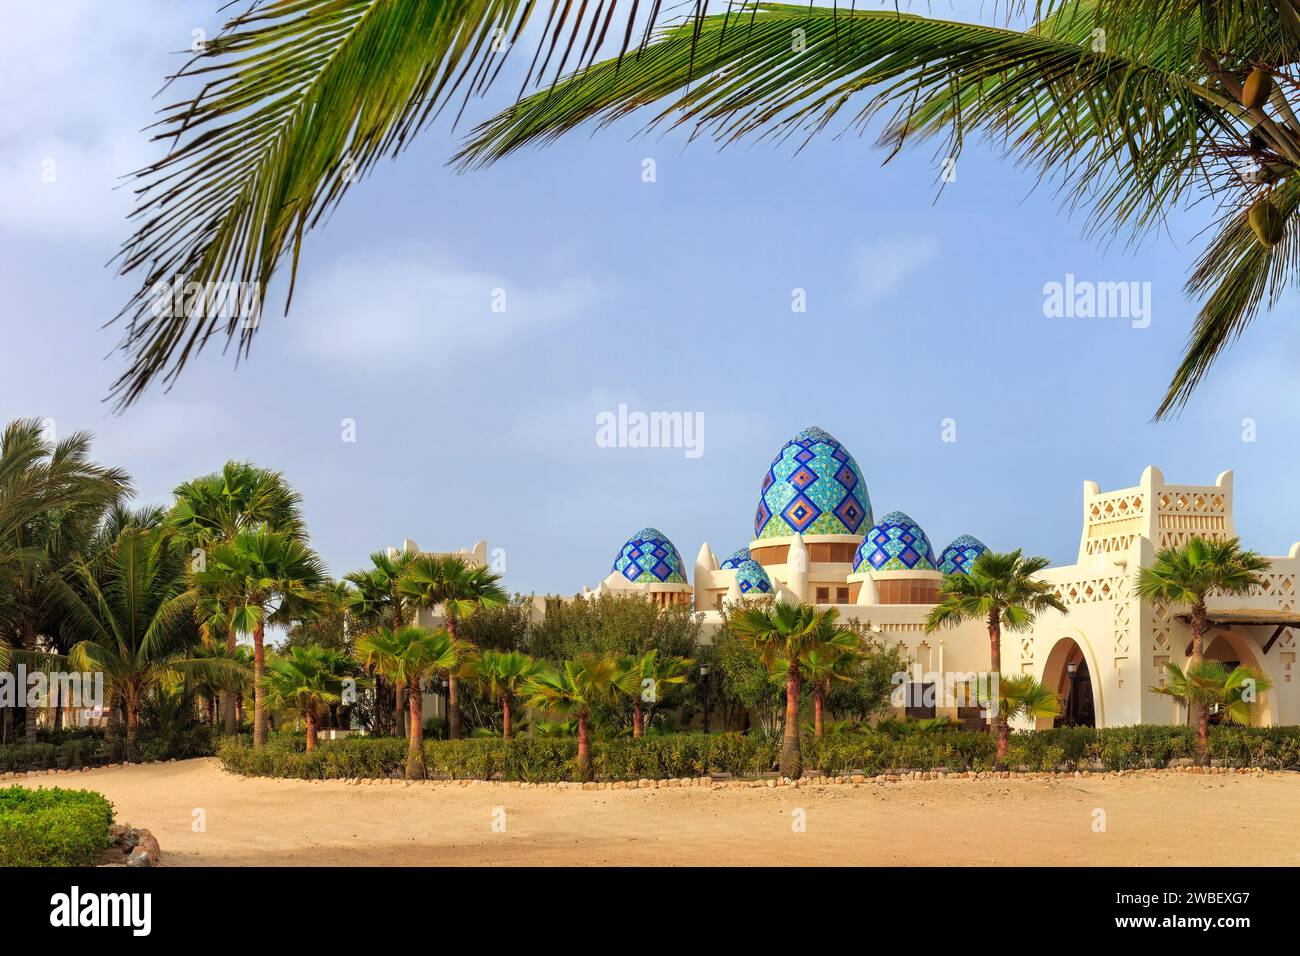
[218,725,1300,781]
[0,726,216,773]
[0,786,115,866]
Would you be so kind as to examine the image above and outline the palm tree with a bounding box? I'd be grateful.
[1152,661,1273,765]
[522,656,621,781]
[262,645,358,750]
[471,650,544,739]
[926,550,1068,769]
[170,461,303,734]
[729,601,852,778]
[398,555,508,739]
[345,549,417,736]
[798,623,861,740]
[193,529,326,747]
[53,526,236,750]
[456,2,1300,419]
[614,649,694,738]
[0,419,130,741]
[355,626,460,778]
[992,675,1062,768]
[1135,537,1270,665]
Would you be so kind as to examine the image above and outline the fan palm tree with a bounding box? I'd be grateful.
[262,645,359,750]
[192,529,326,747]
[1152,660,1273,765]
[470,649,544,739]
[53,526,237,750]
[728,601,852,777]
[345,549,417,736]
[0,419,130,741]
[797,624,861,740]
[170,461,303,733]
[522,656,621,781]
[456,2,1300,419]
[926,549,1068,767]
[398,554,508,739]
[356,626,460,778]
[991,674,1062,767]
[614,649,694,737]
[1135,536,1270,665]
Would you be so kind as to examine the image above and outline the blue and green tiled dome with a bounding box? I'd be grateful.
[733,559,773,594]
[719,547,751,570]
[754,426,872,539]
[853,511,937,572]
[938,534,987,575]
[612,528,688,584]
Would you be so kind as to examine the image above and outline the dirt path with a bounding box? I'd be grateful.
[18,759,1300,866]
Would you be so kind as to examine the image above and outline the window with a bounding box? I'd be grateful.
[836,586,849,605]
[815,586,830,603]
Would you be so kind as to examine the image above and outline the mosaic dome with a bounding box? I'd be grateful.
[719,547,751,570]
[734,559,773,595]
[754,426,871,539]
[853,511,937,572]
[612,528,688,584]
[938,534,988,575]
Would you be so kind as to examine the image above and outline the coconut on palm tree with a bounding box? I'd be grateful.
[356,626,461,778]
[262,645,359,750]
[470,649,544,739]
[1152,660,1273,765]
[614,649,694,738]
[522,656,621,781]
[192,528,326,747]
[398,555,508,739]
[926,550,1068,769]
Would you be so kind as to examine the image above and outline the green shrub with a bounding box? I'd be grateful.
[0,786,115,866]
[0,724,216,773]
[217,725,1300,781]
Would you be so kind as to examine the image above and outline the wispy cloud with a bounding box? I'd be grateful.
[848,235,941,308]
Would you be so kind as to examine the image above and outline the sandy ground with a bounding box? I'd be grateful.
[16,758,1300,866]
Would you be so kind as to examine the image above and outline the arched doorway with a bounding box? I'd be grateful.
[1201,630,1276,727]
[1041,636,1097,728]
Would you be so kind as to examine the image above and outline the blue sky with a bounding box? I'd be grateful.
[4,1,1300,596]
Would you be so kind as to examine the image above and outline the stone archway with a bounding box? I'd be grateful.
[1039,633,1103,729]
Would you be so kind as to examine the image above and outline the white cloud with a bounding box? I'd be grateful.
[293,245,606,370]
[849,235,941,308]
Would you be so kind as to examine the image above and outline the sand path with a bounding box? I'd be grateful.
[19,758,1300,866]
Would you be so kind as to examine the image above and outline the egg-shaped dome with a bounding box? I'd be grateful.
[612,528,688,584]
[853,511,937,572]
[938,534,988,575]
[733,558,773,595]
[719,547,751,570]
[754,426,871,539]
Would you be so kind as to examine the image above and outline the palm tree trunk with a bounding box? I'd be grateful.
[1188,600,1209,742]
[779,660,802,778]
[502,693,513,739]
[989,611,1008,770]
[1196,704,1211,767]
[577,712,592,781]
[305,700,319,751]
[252,620,268,747]
[632,699,643,737]
[996,714,1010,770]
[813,684,825,739]
[406,682,425,779]
[126,700,140,757]
[446,617,463,739]
[22,622,37,743]
[395,681,407,738]
[223,618,237,735]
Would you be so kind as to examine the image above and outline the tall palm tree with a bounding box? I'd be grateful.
[170,461,303,733]
[522,656,621,782]
[356,626,460,778]
[1135,536,1270,665]
[0,419,130,741]
[992,674,1062,768]
[614,649,694,738]
[471,649,544,739]
[193,529,326,747]
[398,555,508,739]
[926,550,1068,768]
[729,601,851,778]
[797,622,861,740]
[345,549,417,736]
[262,645,358,750]
[1152,660,1273,765]
[456,2,1300,419]
[53,526,236,750]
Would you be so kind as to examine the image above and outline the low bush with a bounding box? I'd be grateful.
[0,786,115,866]
[218,725,1300,781]
[0,724,217,773]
